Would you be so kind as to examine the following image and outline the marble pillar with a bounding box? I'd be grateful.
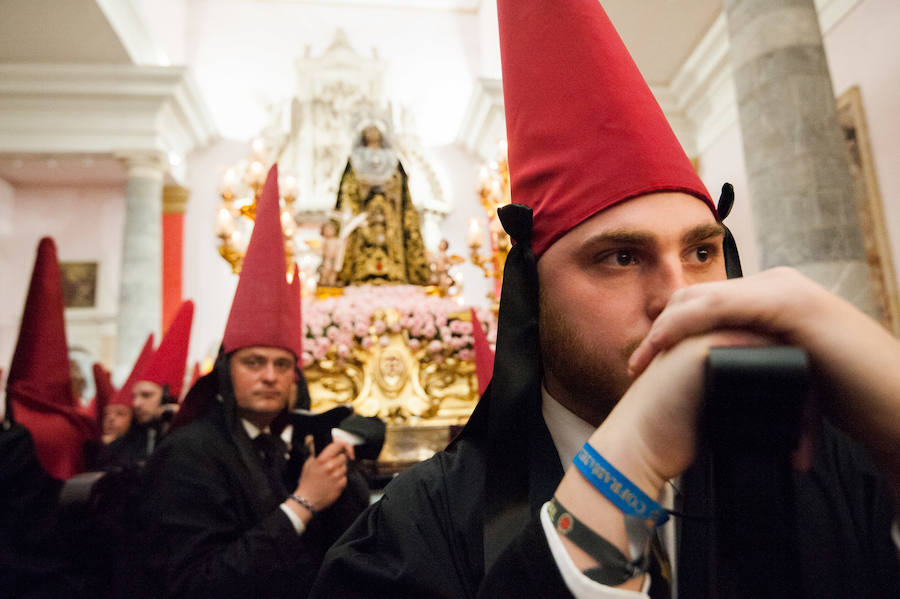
[724,0,877,316]
[115,154,165,383]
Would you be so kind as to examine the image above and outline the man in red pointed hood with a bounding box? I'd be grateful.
[90,334,153,469]
[129,301,193,436]
[91,362,127,445]
[130,165,369,599]
[5,237,98,481]
[314,2,900,597]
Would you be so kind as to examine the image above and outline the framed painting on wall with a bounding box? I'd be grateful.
[837,85,900,335]
[60,261,98,309]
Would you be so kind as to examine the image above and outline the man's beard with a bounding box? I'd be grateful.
[538,289,640,427]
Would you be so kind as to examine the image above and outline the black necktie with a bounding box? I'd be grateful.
[253,433,288,497]
[647,532,672,599]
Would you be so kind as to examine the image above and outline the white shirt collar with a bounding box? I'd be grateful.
[240,418,293,449]
[540,386,595,472]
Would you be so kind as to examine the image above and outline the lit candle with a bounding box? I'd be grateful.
[221,168,237,195]
[281,210,296,237]
[231,230,245,252]
[468,218,482,247]
[282,174,298,199]
[251,138,265,159]
[247,161,265,186]
[216,207,234,236]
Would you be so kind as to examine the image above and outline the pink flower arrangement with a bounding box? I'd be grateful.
[301,285,497,366]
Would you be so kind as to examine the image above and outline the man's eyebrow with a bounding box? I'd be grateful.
[682,223,726,246]
[579,223,726,253]
[581,230,657,248]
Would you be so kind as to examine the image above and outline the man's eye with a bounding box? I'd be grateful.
[613,250,638,266]
[689,245,719,264]
[274,360,294,372]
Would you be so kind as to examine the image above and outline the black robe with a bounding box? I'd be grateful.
[312,396,900,598]
[313,204,900,598]
[89,418,161,471]
[127,357,369,599]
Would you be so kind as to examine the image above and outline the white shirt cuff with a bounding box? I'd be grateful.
[540,502,650,599]
[280,502,307,535]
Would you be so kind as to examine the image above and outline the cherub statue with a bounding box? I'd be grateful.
[317,207,368,287]
[427,239,464,296]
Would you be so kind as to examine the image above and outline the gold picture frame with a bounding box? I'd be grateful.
[837,86,900,335]
[60,261,98,308]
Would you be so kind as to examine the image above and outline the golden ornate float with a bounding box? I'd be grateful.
[302,285,494,473]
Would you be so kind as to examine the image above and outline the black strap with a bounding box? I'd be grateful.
[548,497,650,586]
[717,183,743,279]
[482,203,544,575]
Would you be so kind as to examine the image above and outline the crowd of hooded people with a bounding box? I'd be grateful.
[5,1,900,597]
[1,169,380,598]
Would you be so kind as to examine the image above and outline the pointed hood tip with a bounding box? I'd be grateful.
[8,236,73,406]
[139,300,194,400]
[113,334,156,407]
[222,164,303,358]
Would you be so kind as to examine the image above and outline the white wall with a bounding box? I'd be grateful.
[180,1,480,146]
[477,0,501,79]
[0,183,125,373]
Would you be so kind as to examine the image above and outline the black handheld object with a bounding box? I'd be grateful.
[700,346,809,598]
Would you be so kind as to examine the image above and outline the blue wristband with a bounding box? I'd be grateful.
[573,443,669,527]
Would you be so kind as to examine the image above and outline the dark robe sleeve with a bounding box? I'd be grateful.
[312,444,576,599]
[478,516,572,598]
[0,422,75,597]
[311,455,478,599]
[794,421,900,597]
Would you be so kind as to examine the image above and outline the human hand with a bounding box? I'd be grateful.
[553,329,773,583]
[599,330,775,492]
[627,267,900,496]
[293,440,356,513]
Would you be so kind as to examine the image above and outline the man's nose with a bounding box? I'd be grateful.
[260,362,278,382]
[646,257,690,321]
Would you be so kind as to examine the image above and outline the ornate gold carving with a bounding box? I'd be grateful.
[303,286,495,469]
[352,334,436,421]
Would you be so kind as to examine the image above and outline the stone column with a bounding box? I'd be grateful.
[723,0,877,316]
[115,153,165,382]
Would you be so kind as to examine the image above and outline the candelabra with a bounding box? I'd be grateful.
[214,139,299,275]
[468,139,511,302]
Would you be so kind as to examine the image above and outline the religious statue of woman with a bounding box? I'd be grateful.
[334,124,430,286]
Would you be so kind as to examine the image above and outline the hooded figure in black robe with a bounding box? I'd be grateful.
[123,165,370,599]
[124,352,369,599]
